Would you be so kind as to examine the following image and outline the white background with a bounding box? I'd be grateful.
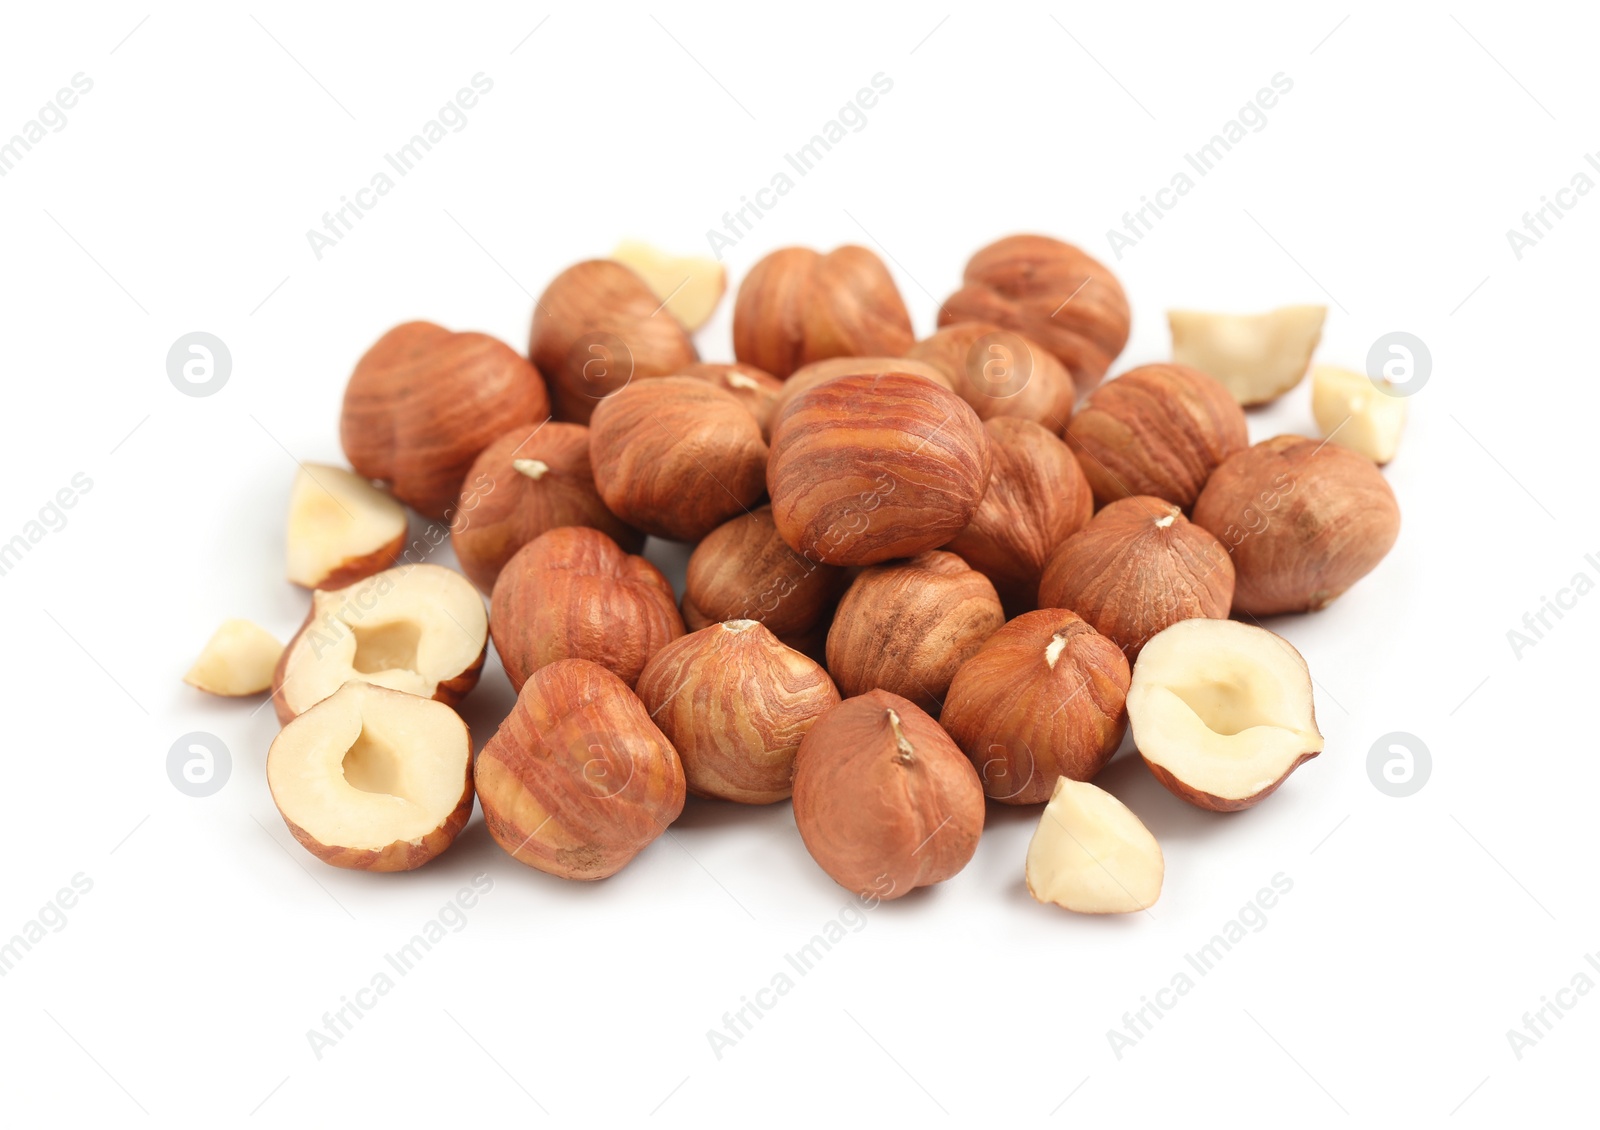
[0,1,1593,1124]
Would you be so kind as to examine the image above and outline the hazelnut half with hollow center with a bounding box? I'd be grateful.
[266,682,474,872]
[272,563,487,724]
[1128,618,1324,812]
[1025,777,1163,914]
[1167,305,1326,406]
[285,463,408,590]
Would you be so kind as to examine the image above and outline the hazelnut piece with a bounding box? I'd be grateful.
[1310,364,1406,464]
[530,259,698,424]
[1025,777,1163,914]
[340,321,550,519]
[476,658,685,879]
[791,690,985,899]
[1038,497,1234,661]
[1191,435,1400,616]
[905,321,1076,432]
[450,422,643,592]
[184,619,283,697]
[285,463,408,590]
[589,377,769,542]
[1065,363,1248,509]
[733,245,914,378]
[684,506,846,637]
[941,610,1130,803]
[636,621,840,804]
[610,240,726,331]
[489,527,684,690]
[767,371,992,566]
[1167,305,1326,406]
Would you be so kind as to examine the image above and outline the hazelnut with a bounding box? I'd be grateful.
[733,245,914,377]
[905,321,1075,432]
[489,527,684,690]
[184,619,283,697]
[944,418,1094,610]
[1065,363,1248,510]
[1167,305,1326,406]
[529,259,698,424]
[940,235,1131,397]
[765,355,953,441]
[1026,778,1163,913]
[791,689,985,899]
[340,321,550,519]
[1038,496,1234,661]
[1192,435,1400,615]
[684,506,846,637]
[588,377,769,542]
[450,422,643,592]
[285,463,407,590]
[676,361,784,432]
[476,658,686,879]
[941,610,1130,803]
[826,551,1004,715]
[636,620,840,804]
[767,371,992,566]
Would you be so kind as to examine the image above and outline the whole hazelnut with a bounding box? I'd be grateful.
[826,551,1004,715]
[490,526,684,690]
[1192,435,1401,615]
[905,322,1076,432]
[588,377,769,542]
[765,355,953,441]
[450,422,643,592]
[767,371,992,566]
[944,418,1094,610]
[941,610,1130,804]
[1038,496,1234,660]
[675,362,783,433]
[1065,363,1248,509]
[684,506,847,637]
[636,620,840,804]
[529,259,698,424]
[476,658,685,880]
[733,246,914,377]
[940,234,1130,397]
[792,689,985,899]
[340,321,550,519]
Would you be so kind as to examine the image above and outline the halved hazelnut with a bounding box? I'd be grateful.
[272,564,487,724]
[1167,305,1326,406]
[905,322,1076,432]
[1127,618,1324,811]
[266,682,473,872]
[611,240,727,332]
[684,506,846,638]
[286,463,408,590]
[792,689,985,899]
[184,619,283,697]
[636,620,840,804]
[1038,496,1234,661]
[1311,364,1406,465]
[1025,777,1163,914]
[476,658,686,880]
[941,610,1130,804]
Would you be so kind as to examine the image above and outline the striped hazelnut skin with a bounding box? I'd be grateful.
[939,235,1131,397]
[589,377,769,542]
[490,527,684,690]
[476,659,685,880]
[1039,496,1234,661]
[905,322,1077,434]
[684,507,847,637]
[340,321,551,519]
[945,418,1094,611]
[826,551,1005,715]
[530,259,699,424]
[941,610,1131,804]
[1192,435,1400,616]
[450,422,644,592]
[767,371,993,566]
[733,246,914,378]
[674,362,784,433]
[792,689,985,899]
[636,621,840,804]
[1066,363,1248,510]
[765,355,954,441]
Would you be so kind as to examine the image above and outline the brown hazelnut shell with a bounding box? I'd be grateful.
[684,506,847,637]
[905,321,1076,433]
[674,362,784,432]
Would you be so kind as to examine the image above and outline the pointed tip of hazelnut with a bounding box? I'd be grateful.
[512,458,550,480]
[885,707,915,762]
[1154,513,1176,528]
[1044,631,1069,669]
[722,619,759,633]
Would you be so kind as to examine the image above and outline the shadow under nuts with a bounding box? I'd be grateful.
[490,526,684,690]
[636,620,840,804]
[767,371,992,566]
[589,377,769,543]
[476,658,685,880]
[826,551,1004,716]
[941,610,1130,803]
[792,689,985,899]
